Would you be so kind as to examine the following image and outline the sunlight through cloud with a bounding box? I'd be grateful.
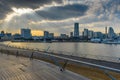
[12,7,33,15]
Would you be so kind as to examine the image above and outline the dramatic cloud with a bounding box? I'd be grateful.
[0,0,120,35]
[0,0,62,19]
[36,4,89,20]
[6,0,62,9]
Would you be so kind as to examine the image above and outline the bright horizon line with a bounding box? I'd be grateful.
[2,27,120,37]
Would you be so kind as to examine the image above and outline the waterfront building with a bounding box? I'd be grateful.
[119,33,120,36]
[74,23,79,37]
[44,31,49,39]
[32,36,41,40]
[108,27,115,39]
[83,29,89,37]
[21,28,32,39]
[0,31,5,38]
[13,34,21,39]
[93,32,103,39]
[1,31,4,34]
[60,34,68,39]
[88,30,94,39]
[48,33,54,39]
[1,33,12,40]
[70,32,73,37]
[5,33,12,37]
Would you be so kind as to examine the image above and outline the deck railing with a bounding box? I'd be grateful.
[0,44,119,80]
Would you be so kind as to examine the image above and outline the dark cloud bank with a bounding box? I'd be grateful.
[35,4,89,20]
[0,0,120,21]
[0,0,62,19]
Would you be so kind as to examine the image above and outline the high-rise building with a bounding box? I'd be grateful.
[88,30,94,39]
[44,31,49,39]
[108,27,115,39]
[74,23,79,37]
[83,29,89,37]
[21,28,32,39]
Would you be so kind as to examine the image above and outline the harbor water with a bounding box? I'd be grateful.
[1,41,120,62]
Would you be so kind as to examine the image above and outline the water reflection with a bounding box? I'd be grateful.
[73,43,79,56]
[1,42,120,57]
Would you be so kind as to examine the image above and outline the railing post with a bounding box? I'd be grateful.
[104,70,116,80]
[16,51,19,57]
[60,53,73,72]
[60,60,69,72]
[7,50,9,56]
[30,52,34,60]
[0,48,3,54]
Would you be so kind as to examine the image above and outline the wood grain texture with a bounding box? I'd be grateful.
[0,54,90,80]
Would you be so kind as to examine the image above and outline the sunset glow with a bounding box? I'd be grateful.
[0,0,120,35]
[31,30,43,36]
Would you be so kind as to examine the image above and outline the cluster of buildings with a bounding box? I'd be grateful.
[0,23,119,42]
[0,31,12,41]
[70,23,119,41]
[0,29,32,41]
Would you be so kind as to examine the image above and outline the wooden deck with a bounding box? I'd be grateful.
[0,53,89,80]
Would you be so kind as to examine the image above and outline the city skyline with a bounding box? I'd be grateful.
[0,0,120,35]
[0,24,119,43]
[0,1,120,79]
[0,24,119,37]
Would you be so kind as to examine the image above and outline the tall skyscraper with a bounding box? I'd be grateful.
[21,28,32,39]
[74,23,79,37]
[108,27,115,39]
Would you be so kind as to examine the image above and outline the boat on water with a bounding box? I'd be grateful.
[104,41,120,44]
[90,38,102,43]
[102,39,120,44]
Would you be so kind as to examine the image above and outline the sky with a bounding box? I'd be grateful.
[0,0,120,36]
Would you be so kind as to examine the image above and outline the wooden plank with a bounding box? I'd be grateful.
[0,54,89,80]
